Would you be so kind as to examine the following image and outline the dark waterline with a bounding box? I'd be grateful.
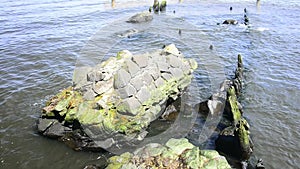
[0,0,299,168]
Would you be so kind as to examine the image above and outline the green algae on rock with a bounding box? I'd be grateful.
[227,86,242,125]
[106,138,231,169]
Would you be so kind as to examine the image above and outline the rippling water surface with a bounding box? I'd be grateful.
[0,0,299,168]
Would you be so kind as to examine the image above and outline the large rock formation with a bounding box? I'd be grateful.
[37,44,197,151]
[106,138,231,169]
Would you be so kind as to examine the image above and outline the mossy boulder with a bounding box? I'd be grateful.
[106,138,231,169]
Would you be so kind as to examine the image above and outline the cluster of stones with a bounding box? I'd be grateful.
[106,138,231,169]
[38,44,197,151]
[82,44,196,120]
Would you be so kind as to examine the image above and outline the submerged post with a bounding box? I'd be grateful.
[111,0,115,8]
[153,0,159,13]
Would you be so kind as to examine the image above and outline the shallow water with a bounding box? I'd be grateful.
[0,0,299,168]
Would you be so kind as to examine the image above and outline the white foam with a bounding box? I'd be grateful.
[256,27,269,32]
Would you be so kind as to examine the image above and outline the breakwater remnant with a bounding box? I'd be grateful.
[37,44,197,152]
[193,54,264,169]
[213,54,265,169]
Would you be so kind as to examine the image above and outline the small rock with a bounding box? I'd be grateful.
[163,44,181,56]
[165,138,194,155]
[117,29,138,38]
[43,121,71,138]
[223,19,238,25]
[127,11,153,23]
[83,165,99,169]
[93,78,113,95]
[256,159,265,169]
[37,118,57,133]
[161,104,178,120]
[244,14,249,25]
[87,71,103,82]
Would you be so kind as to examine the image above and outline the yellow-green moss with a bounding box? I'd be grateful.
[228,86,242,124]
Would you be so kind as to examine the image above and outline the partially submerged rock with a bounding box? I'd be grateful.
[127,11,153,23]
[106,138,231,169]
[117,29,138,38]
[223,19,238,25]
[37,44,197,151]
